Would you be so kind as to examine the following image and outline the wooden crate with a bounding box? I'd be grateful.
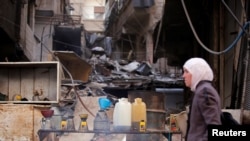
[0,61,61,103]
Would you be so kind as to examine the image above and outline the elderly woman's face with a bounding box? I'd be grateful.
[182,68,192,88]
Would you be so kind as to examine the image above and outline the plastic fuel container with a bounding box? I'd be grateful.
[113,98,131,131]
[131,98,147,131]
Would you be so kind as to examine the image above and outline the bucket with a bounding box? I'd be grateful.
[113,98,131,131]
[146,109,166,131]
[166,111,188,137]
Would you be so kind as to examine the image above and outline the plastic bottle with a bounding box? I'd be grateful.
[93,109,110,131]
[113,98,131,131]
[131,98,147,131]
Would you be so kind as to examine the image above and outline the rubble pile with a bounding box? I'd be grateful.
[85,47,184,96]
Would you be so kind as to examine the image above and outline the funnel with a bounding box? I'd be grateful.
[79,114,88,120]
[98,98,111,110]
[41,110,54,118]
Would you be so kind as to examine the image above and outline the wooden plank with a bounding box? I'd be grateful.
[0,62,60,103]
[21,68,34,100]
[8,68,21,100]
[0,69,9,99]
[54,51,92,83]
[34,68,50,100]
[49,67,58,101]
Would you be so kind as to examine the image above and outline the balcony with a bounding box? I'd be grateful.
[35,10,81,25]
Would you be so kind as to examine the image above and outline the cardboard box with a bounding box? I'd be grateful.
[53,51,92,83]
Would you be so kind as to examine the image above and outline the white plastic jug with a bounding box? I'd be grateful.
[113,98,131,131]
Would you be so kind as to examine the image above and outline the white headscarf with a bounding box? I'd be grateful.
[183,57,214,91]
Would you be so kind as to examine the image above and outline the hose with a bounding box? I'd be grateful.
[181,0,250,55]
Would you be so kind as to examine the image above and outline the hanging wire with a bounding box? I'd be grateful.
[1,15,96,117]
[39,29,96,117]
[41,40,96,117]
[53,40,84,49]
[40,16,58,61]
[53,38,149,54]
[181,0,249,55]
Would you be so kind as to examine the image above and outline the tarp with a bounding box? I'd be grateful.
[85,32,113,56]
